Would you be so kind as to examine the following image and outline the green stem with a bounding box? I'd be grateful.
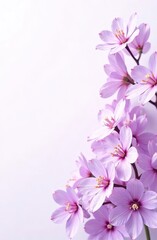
[144,225,151,240]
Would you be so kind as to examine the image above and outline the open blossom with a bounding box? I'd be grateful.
[85,205,128,240]
[127,23,150,56]
[51,187,83,239]
[100,53,135,99]
[110,179,157,239]
[126,52,157,104]
[96,13,139,54]
[138,140,157,192]
[78,160,115,212]
[88,99,125,141]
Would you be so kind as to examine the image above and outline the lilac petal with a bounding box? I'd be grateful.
[150,175,157,192]
[110,43,127,54]
[67,187,78,203]
[96,43,117,51]
[143,42,151,53]
[140,86,157,104]
[110,206,131,225]
[111,17,125,35]
[53,190,69,205]
[109,230,125,240]
[127,29,139,44]
[120,126,132,150]
[125,212,143,239]
[100,81,120,98]
[149,52,157,77]
[141,208,157,228]
[137,153,151,170]
[126,147,138,163]
[88,159,106,177]
[152,153,157,169]
[90,190,106,212]
[127,179,144,200]
[142,190,157,209]
[51,207,69,223]
[88,127,113,141]
[109,187,131,206]
[126,84,149,99]
[116,161,132,181]
[131,66,150,83]
[85,219,103,235]
[141,170,156,189]
[127,13,137,37]
[114,99,125,121]
[99,30,117,43]
[138,23,150,45]
[93,205,109,221]
[66,213,80,239]
[115,53,127,73]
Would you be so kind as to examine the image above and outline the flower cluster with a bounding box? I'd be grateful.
[51,13,157,240]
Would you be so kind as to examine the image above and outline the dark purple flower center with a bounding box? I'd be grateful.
[130,200,141,211]
[123,75,135,85]
[105,221,114,231]
[65,202,78,213]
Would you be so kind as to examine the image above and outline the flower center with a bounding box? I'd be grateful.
[111,144,126,159]
[103,117,115,129]
[65,202,78,213]
[123,75,135,85]
[142,73,157,87]
[130,202,140,211]
[106,223,113,230]
[95,176,110,188]
[115,29,127,43]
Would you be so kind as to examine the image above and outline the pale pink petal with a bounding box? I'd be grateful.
[126,84,149,99]
[114,99,126,121]
[142,191,157,209]
[125,147,138,163]
[110,43,127,54]
[115,53,127,73]
[125,212,143,239]
[96,43,117,51]
[127,13,137,37]
[90,190,107,212]
[88,127,113,141]
[67,187,78,203]
[127,179,144,200]
[137,154,151,170]
[100,81,120,98]
[111,17,125,35]
[88,159,106,177]
[51,207,69,223]
[141,208,157,228]
[116,161,132,181]
[142,42,151,53]
[127,29,139,44]
[149,52,157,77]
[131,66,150,83]
[99,30,117,43]
[53,190,69,205]
[120,126,132,150]
[140,86,157,104]
[66,213,80,239]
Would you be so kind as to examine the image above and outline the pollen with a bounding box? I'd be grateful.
[130,203,139,211]
[95,176,109,188]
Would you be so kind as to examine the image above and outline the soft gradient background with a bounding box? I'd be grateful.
[0,0,157,239]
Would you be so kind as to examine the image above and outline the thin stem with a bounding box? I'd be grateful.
[144,225,151,240]
[132,163,139,179]
[114,183,126,189]
[149,100,157,108]
[125,45,139,65]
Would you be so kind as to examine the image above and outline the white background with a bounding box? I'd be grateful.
[0,0,157,239]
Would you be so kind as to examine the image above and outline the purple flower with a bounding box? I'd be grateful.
[85,205,128,240]
[98,126,138,181]
[138,140,157,192]
[51,187,83,239]
[100,53,134,99]
[78,160,115,212]
[88,99,125,141]
[127,23,150,56]
[96,13,139,54]
[110,179,157,239]
[76,153,92,178]
[126,52,157,104]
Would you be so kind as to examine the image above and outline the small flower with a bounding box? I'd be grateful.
[78,160,115,212]
[127,23,151,56]
[51,187,83,239]
[126,52,157,104]
[110,179,157,239]
[96,13,139,54]
[100,53,135,99]
[85,205,127,240]
[88,99,125,141]
[138,140,157,192]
